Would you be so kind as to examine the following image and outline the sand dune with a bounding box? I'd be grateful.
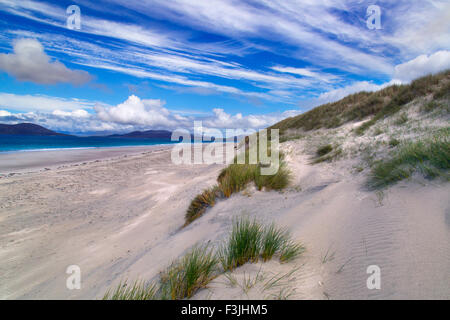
[0,140,449,299]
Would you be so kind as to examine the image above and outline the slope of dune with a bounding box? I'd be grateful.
[1,72,448,300]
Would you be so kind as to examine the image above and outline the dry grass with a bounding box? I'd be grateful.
[185,186,221,225]
[270,70,449,137]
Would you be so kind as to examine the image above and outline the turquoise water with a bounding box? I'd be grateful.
[0,134,178,153]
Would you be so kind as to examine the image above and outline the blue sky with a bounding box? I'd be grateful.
[0,0,449,134]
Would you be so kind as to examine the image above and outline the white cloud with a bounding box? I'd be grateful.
[0,91,295,132]
[94,95,179,127]
[52,109,90,118]
[202,108,296,129]
[316,81,388,104]
[301,50,450,108]
[0,110,12,117]
[301,80,400,108]
[0,38,91,85]
[393,50,450,83]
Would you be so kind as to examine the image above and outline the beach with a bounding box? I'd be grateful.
[1,141,449,299]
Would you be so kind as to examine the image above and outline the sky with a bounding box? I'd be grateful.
[0,0,449,134]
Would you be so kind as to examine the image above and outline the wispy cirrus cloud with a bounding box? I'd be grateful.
[0,92,99,112]
[0,0,449,133]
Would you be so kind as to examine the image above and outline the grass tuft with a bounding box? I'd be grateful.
[185,186,221,225]
[184,141,291,226]
[280,241,305,263]
[388,138,400,148]
[220,218,263,271]
[104,219,304,300]
[368,129,450,189]
[220,217,304,271]
[316,144,333,157]
[160,245,218,300]
[311,145,342,164]
[102,279,159,300]
[261,223,289,261]
[394,113,408,126]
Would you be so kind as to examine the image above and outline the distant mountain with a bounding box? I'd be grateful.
[0,123,69,136]
[108,130,173,139]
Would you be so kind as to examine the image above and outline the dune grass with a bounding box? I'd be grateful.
[271,71,449,134]
[316,144,333,157]
[159,245,218,300]
[261,223,304,262]
[184,140,291,226]
[218,160,291,197]
[311,144,342,164]
[220,218,304,271]
[185,186,221,226]
[104,245,218,300]
[104,218,303,300]
[368,129,450,189]
[219,218,263,271]
[102,279,159,300]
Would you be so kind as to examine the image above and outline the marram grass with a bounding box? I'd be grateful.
[368,129,450,189]
[102,279,159,300]
[185,186,221,226]
[184,144,291,226]
[220,217,304,271]
[160,245,218,300]
[103,219,304,300]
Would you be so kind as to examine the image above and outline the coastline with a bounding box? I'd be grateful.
[1,138,448,299]
[0,144,174,174]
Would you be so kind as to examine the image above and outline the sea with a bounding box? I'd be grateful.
[0,134,178,153]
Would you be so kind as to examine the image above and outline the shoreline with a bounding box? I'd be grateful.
[0,138,449,299]
[0,144,174,174]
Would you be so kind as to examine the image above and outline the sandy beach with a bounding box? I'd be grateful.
[1,139,449,300]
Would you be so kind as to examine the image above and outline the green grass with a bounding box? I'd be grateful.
[394,113,408,126]
[388,138,400,148]
[280,240,305,263]
[220,218,304,271]
[373,127,384,136]
[261,223,288,261]
[316,144,333,157]
[279,134,303,143]
[104,246,218,300]
[368,129,450,189]
[219,218,263,271]
[271,70,449,134]
[104,219,304,300]
[160,245,218,300]
[311,145,342,164]
[420,100,450,114]
[184,141,291,226]
[102,279,159,300]
[421,101,438,113]
[433,81,450,99]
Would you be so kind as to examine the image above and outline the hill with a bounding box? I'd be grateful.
[108,130,172,139]
[0,123,69,136]
[270,70,450,139]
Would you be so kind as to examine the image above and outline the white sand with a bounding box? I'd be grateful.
[0,141,449,299]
